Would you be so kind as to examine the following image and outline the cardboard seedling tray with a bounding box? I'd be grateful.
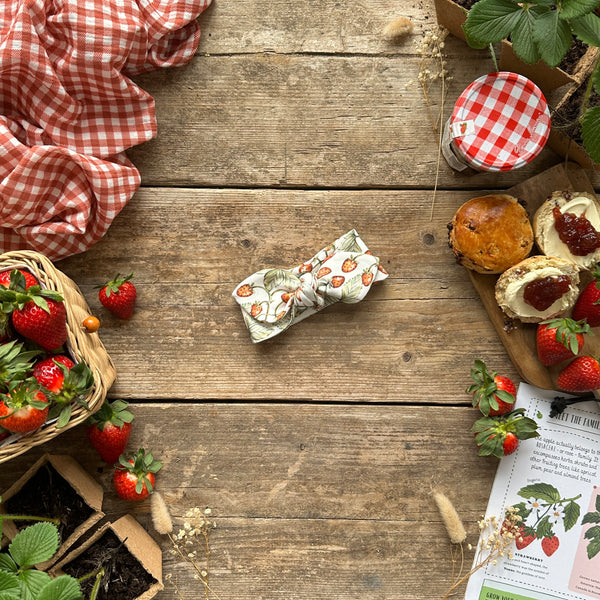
[0,454,104,569]
[52,514,164,600]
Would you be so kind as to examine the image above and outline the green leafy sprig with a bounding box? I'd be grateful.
[582,493,600,559]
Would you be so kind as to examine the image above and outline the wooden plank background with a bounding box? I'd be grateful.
[1,1,599,599]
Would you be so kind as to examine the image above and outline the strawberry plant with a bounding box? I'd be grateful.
[582,493,600,559]
[462,0,600,163]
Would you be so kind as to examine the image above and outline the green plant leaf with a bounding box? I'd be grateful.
[263,269,300,292]
[463,0,524,45]
[597,493,600,512]
[533,10,573,66]
[560,0,600,20]
[571,12,600,46]
[0,571,19,595]
[564,500,581,531]
[0,594,20,600]
[582,510,600,524]
[0,556,16,574]
[587,538,600,559]
[18,570,52,600]
[517,483,561,503]
[582,106,600,164]
[536,515,554,538]
[9,523,59,568]
[585,525,600,539]
[510,8,543,63]
[37,575,83,600]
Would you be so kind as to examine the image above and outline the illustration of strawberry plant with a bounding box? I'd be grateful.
[510,482,581,557]
[582,493,600,559]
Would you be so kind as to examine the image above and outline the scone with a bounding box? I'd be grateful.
[495,255,580,323]
[533,190,600,270]
[448,194,533,274]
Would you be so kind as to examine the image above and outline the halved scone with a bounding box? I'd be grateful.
[495,255,580,323]
[533,190,600,270]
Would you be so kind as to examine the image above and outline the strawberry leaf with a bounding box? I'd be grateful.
[560,0,600,20]
[518,483,561,503]
[587,538,600,559]
[9,522,59,568]
[56,405,72,429]
[564,500,581,531]
[571,12,600,47]
[463,0,524,45]
[582,511,600,524]
[533,9,572,67]
[584,525,600,539]
[582,106,600,164]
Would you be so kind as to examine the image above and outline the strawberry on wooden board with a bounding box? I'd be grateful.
[113,448,162,501]
[0,378,49,433]
[466,359,516,416]
[98,273,137,319]
[557,355,600,392]
[573,264,600,326]
[33,355,94,428]
[86,399,134,464]
[472,409,539,458]
[536,318,590,366]
[0,340,40,391]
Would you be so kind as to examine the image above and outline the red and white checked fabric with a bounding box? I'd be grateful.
[450,72,550,172]
[0,0,211,259]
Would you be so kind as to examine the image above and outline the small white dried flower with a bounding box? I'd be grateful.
[433,491,467,544]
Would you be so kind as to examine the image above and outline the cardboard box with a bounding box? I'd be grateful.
[433,0,468,41]
[0,454,104,569]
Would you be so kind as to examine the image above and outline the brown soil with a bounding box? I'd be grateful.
[3,463,93,543]
[453,0,479,8]
[559,37,589,74]
[553,76,600,144]
[62,529,157,600]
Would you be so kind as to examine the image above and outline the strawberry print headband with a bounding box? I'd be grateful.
[233,230,388,343]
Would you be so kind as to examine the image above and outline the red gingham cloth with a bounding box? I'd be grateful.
[450,72,550,172]
[0,0,211,259]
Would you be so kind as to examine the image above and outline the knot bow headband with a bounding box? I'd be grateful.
[233,230,388,343]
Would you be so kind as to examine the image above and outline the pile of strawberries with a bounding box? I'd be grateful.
[0,269,94,439]
[467,360,539,458]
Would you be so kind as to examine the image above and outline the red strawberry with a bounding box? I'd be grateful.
[113,448,162,501]
[536,318,589,366]
[33,355,94,428]
[472,409,539,458]
[98,273,137,319]
[557,355,600,392]
[361,271,374,286]
[342,258,358,273]
[515,527,537,550]
[236,284,253,298]
[250,303,262,317]
[86,399,134,464]
[541,535,559,557]
[466,359,516,416]
[573,265,600,326]
[10,289,67,350]
[0,269,38,290]
[331,276,345,288]
[317,267,332,279]
[298,264,312,274]
[0,379,48,433]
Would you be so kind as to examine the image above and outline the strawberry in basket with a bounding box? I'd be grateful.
[0,377,49,433]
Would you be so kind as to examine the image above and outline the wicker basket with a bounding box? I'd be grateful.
[0,250,116,463]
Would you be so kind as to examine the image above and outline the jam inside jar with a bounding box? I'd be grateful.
[553,206,600,256]
[523,275,571,311]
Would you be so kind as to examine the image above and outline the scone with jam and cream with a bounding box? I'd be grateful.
[533,190,600,270]
[495,255,580,323]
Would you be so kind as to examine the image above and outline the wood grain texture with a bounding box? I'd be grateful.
[0,403,497,599]
[56,188,522,401]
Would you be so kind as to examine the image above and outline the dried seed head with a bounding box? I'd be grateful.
[433,491,467,544]
[151,492,173,535]
[383,17,414,41]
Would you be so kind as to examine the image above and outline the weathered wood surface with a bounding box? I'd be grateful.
[0,404,497,600]
[57,188,522,402]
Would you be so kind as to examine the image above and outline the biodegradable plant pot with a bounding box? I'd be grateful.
[0,454,104,569]
[499,41,599,96]
[52,515,164,600]
[433,0,470,41]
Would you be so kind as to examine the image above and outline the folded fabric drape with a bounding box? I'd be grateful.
[0,0,211,259]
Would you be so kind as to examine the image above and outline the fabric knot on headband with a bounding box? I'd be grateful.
[233,230,388,343]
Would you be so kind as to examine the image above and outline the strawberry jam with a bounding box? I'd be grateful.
[553,206,600,256]
[523,275,571,311]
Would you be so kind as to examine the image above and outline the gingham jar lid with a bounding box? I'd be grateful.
[449,72,551,172]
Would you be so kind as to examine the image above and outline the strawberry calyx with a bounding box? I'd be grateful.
[0,378,48,414]
[0,279,63,315]
[86,399,134,431]
[97,273,133,298]
[116,448,162,496]
[0,341,41,391]
[472,409,540,458]
[466,359,516,416]
[541,317,591,355]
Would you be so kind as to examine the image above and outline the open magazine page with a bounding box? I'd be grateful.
[465,383,600,600]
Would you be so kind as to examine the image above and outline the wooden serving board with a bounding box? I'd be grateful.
[469,162,599,392]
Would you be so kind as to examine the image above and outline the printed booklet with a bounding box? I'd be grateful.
[465,383,600,600]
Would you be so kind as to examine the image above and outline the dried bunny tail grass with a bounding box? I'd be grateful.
[383,17,414,40]
[151,492,173,535]
[434,491,467,544]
